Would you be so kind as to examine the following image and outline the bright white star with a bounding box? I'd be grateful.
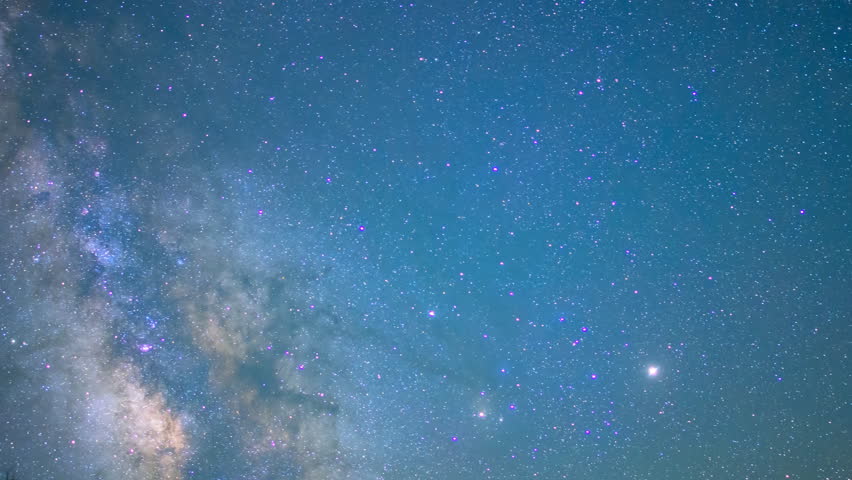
[648,366,659,377]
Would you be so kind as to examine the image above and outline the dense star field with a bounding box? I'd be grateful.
[1,1,850,479]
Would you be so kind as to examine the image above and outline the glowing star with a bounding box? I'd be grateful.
[648,366,659,377]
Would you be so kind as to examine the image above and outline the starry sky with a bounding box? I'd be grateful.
[0,1,850,479]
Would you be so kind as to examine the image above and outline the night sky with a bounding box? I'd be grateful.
[1,1,850,479]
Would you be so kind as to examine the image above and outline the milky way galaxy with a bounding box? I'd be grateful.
[1,1,850,479]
